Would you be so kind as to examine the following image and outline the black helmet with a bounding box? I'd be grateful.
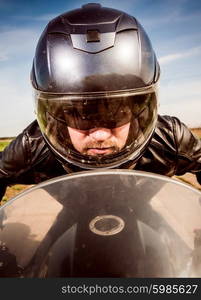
[32,3,160,169]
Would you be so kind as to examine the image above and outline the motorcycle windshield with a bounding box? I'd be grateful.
[0,169,201,278]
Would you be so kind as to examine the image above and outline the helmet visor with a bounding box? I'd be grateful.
[35,88,157,169]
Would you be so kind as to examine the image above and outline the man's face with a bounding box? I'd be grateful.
[68,122,130,156]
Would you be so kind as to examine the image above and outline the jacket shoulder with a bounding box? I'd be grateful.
[152,115,177,152]
[157,115,201,159]
[0,120,50,176]
[142,115,201,175]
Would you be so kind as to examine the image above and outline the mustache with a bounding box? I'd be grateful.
[83,141,120,153]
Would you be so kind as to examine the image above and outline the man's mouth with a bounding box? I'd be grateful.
[87,147,113,155]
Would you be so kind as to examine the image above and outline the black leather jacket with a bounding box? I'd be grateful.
[1,115,201,201]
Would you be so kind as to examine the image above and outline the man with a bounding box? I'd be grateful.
[0,3,201,202]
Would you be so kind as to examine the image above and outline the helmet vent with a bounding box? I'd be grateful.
[86,29,100,42]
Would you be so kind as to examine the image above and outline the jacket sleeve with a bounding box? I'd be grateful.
[0,132,29,201]
[172,117,201,183]
[0,121,64,203]
[196,171,201,185]
[0,151,7,200]
[0,121,41,202]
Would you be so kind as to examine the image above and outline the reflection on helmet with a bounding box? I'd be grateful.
[32,3,160,169]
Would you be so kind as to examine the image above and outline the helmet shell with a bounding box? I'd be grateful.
[31,3,160,93]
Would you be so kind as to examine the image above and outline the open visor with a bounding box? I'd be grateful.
[34,88,158,168]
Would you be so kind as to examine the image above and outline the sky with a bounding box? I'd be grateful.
[0,0,201,137]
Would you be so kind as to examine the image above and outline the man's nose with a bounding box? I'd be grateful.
[88,128,112,141]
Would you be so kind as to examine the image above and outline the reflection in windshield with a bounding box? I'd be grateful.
[0,170,201,277]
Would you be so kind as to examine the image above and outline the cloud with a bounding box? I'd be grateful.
[0,63,35,137]
[14,13,58,22]
[0,53,8,61]
[159,98,201,128]
[143,11,180,29]
[160,78,201,100]
[0,26,40,136]
[142,6,201,29]
[158,46,201,65]
[0,26,41,62]
[159,78,201,127]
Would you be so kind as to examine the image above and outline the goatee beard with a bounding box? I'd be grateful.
[83,141,120,156]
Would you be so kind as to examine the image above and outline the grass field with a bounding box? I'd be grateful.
[191,128,201,139]
[0,127,201,205]
[0,139,12,151]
